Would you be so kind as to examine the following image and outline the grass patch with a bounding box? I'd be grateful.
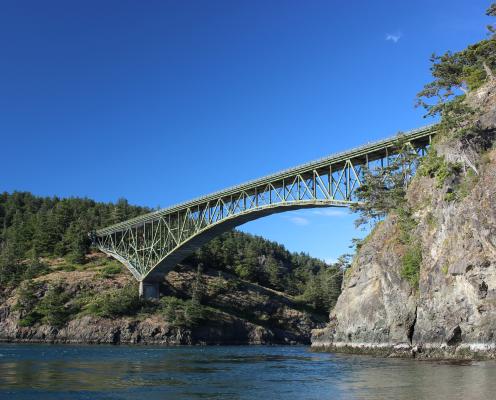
[99,263,122,278]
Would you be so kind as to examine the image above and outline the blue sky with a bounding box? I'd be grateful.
[0,1,491,263]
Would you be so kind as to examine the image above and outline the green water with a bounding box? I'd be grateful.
[0,344,495,399]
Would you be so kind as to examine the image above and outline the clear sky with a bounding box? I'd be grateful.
[0,1,492,263]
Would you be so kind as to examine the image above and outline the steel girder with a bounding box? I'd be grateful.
[93,125,436,283]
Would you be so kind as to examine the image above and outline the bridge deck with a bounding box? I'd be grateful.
[96,124,436,237]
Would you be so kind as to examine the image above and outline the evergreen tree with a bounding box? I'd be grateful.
[416,4,495,117]
[64,222,89,264]
[351,138,419,227]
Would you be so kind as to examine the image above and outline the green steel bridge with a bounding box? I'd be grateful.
[93,125,436,298]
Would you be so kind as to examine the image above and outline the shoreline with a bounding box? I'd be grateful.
[3,337,495,362]
[311,341,496,360]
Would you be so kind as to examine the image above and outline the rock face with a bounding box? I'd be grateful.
[312,218,418,354]
[312,81,496,359]
[0,264,323,345]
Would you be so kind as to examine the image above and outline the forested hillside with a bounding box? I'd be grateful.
[0,192,149,284]
[0,192,346,344]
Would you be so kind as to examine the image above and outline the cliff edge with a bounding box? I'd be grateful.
[312,81,496,359]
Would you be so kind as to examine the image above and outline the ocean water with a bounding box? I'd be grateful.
[0,343,495,400]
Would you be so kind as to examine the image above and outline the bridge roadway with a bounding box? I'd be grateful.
[93,125,436,298]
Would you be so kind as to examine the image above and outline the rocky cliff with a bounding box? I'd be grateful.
[312,81,496,359]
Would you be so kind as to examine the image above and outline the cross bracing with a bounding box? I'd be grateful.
[93,124,436,283]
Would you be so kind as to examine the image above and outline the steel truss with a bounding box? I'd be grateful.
[93,125,435,284]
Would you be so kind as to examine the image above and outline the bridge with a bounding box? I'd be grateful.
[93,125,436,298]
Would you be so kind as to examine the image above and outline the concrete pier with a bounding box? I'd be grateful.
[139,281,160,300]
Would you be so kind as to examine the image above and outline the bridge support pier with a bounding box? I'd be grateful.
[139,281,160,300]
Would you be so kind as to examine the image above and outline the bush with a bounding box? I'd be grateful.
[85,284,142,318]
[160,296,206,328]
[23,260,50,280]
[298,266,343,314]
[14,280,43,327]
[19,311,43,327]
[36,285,73,328]
[418,150,466,191]
[0,257,49,287]
[401,244,422,289]
[99,263,122,278]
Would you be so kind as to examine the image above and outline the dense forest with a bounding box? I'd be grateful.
[0,191,346,315]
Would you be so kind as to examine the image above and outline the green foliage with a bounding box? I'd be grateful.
[426,212,437,229]
[0,192,149,282]
[419,148,479,202]
[488,3,496,17]
[395,206,417,245]
[434,162,454,188]
[160,296,207,328]
[456,169,479,199]
[418,150,463,189]
[63,222,88,264]
[18,312,43,327]
[185,230,328,297]
[99,263,122,278]
[84,284,142,318]
[191,265,205,305]
[22,259,50,280]
[0,191,335,316]
[35,285,74,328]
[444,192,456,202]
[0,256,49,288]
[416,5,495,119]
[297,254,350,314]
[14,280,43,327]
[352,137,419,227]
[400,244,422,289]
[418,150,448,186]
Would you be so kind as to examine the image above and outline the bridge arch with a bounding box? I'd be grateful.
[142,200,347,282]
[93,125,435,297]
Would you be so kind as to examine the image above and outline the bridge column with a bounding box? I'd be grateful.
[139,281,160,300]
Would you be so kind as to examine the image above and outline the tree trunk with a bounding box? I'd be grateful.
[483,61,495,81]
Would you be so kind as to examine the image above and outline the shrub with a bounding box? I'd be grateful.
[99,263,122,278]
[22,260,50,280]
[444,191,457,202]
[19,311,43,327]
[456,168,479,200]
[85,284,141,318]
[160,296,206,328]
[401,244,422,289]
[426,212,437,229]
[14,280,43,327]
[0,256,49,288]
[36,285,73,328]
